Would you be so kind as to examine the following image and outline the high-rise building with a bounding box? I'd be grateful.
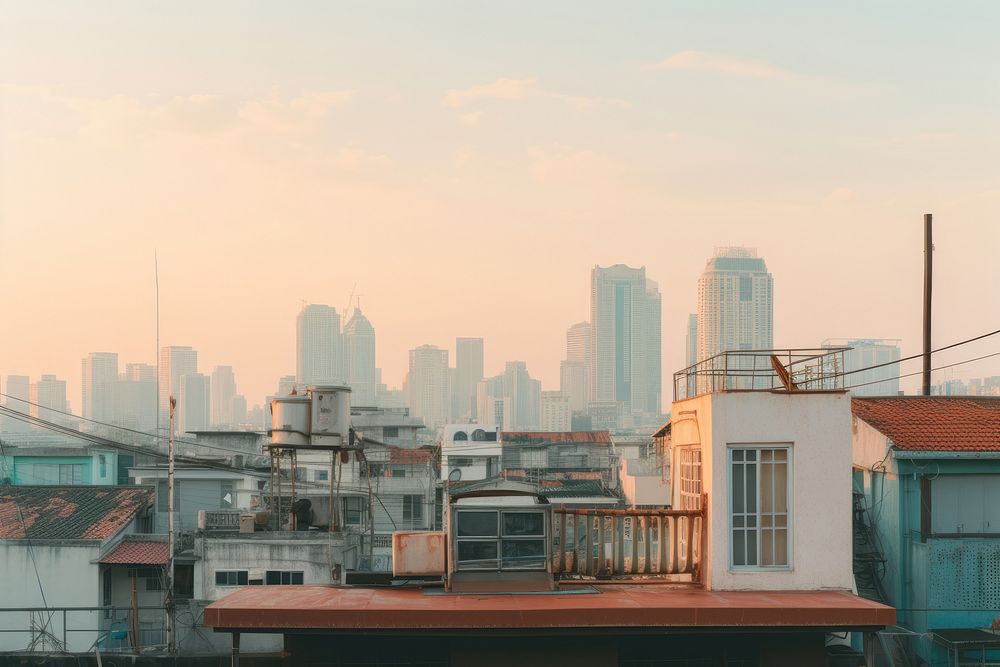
[454,337,484,421]
[559,360,588,413]
[343,309,377,407]
[696,247,773,363]
[178,373,210,434]
[159,346,198,432]
[590,265,662,424]
[822,339,902,397]
[1,375,31,433]
[82,352,119,423]
[541,391,571,432]
[296,304,343,387]
[126,363,157,383]
[211,365,237,427]
[277,375,298,396]
[478,362,541,431]
[685,314,698,368]
[407,345,450,429]
[231,394,248,427]
[31,374,68,424]
[566,322,592,401]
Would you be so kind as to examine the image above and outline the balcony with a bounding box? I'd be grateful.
[673,348,849,401]
[551,500,706,583]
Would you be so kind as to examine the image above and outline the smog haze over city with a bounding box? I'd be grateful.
[2,2,999,412]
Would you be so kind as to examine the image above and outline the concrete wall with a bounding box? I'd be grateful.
[0,541,102,652]
[672,391,854,592]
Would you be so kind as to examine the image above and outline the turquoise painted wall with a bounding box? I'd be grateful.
[10,451,118,485]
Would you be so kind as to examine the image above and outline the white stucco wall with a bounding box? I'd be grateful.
[672,391,854,592]
[0,542,102,652]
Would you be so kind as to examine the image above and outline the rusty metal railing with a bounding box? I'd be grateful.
[673,348,849,400]
[551,497,707,583]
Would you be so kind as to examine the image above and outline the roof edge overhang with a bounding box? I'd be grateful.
[207,624,892,636]
[893,450,1000,460]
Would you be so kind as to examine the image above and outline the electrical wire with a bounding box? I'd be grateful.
[844,351,1000,391]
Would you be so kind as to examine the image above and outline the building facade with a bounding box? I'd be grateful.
[343,309,377,407]
[453,337,484,422]
[406,345,450,430]
[696,247,773,364]
[296,304,343,387]
[159,346,198,432]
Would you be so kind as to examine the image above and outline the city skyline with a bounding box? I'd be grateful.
[2,3,999,408]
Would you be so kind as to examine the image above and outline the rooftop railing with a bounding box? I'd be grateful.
[673,348,849,401]
[551,499,706,583]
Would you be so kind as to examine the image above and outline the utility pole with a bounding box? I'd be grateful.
[166,396,176,654]
[922,214,933,396]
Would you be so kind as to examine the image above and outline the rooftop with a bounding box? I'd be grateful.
[99,535,168,565]
[204,585,893,633]
[852,396,1000,451]
[0,485,153,540]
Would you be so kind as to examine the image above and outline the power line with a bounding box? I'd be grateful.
[845,350,1000,391]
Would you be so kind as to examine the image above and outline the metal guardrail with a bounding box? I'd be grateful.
[673,348,848,400]
[551,499,707,582]
[0,605,166,654]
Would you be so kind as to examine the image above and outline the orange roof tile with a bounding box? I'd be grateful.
[99,539,169,565]
[0,486,154,540]
[501,431,612,446]
[851,396,1000,451]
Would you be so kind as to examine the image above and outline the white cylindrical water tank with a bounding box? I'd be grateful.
[308,385,351,445]
[270,396,312,447]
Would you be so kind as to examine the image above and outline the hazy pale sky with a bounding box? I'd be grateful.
[2,1,999,411]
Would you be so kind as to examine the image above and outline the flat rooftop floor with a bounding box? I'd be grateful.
[204,585,894,633]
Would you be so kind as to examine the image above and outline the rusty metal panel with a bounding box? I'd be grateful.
[392,531,446,577]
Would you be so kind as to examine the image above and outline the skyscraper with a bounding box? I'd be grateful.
[478,362,541,431]
[454,337,484,421]
[407,345,450,430]
[31,374,68,423]
[178,373,210,434]
[82,352,119,423]
[211,365,237,427]
[541,391,571,432]
[589,265,662,424]
[159,346,198,432]
[1,375,31,433]
[696,247,773,363]
[822,338,902,397]
[563,322,592,411]
[296,304,343,387]
[685,314,698,368]
[343,308,377,407]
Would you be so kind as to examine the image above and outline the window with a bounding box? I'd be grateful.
[59,464,84,485]
[315,469,329,482]
[360,463,385,478]
[265,570,304,585]
[220,482,234,508]
[453,431,468,441]
[98,455,107,478]
[174,564,194,599]
[454,509,546,571]
[402,495,423,524]
[678,448,703,510]
[215,570,248,586]
[930,474,1000,535]
[452,457,473,467]
[102,568,112,618]
[390,467,407,478]
[382,426,399,439]
[343,497,367,526]
[729,447,790,568]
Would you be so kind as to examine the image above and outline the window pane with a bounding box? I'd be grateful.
[774,463,788,513]
[237,571,248,585]
[502,539,546,569]
[761,463,773,513]
[762,528,773,565]
[746,464,757,513]
[733,530,746,566]
[503,512,544,536]
[746,531,758,566]
[456,540,498,568]
[215,572,228,585]
[774,529,788,565]
[457,511,498,537]
[266,571,280,585]
[292,572,303,585]
[732,463,745,514]
[732,450,744,462]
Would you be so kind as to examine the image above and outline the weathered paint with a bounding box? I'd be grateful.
[392,531,446,576]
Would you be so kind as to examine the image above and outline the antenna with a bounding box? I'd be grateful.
[343,282,357,316]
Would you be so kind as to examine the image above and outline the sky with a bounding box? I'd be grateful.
[2,1,999,411]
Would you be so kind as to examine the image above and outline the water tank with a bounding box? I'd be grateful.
[308,385,351,446]
[270,396,311,446]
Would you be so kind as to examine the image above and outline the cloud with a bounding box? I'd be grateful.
[648,50,796,80]
[444,77,628,110]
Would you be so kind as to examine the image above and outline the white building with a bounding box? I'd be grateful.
[343,308,377,407]
[590,265,662,426]
[822,338,901,396]
[559,360,587,414]
[564,322,592,408]
[81,352,119,422]
[296,304,343,387]
[696,247,773,364]
[179,372,211,434]
[441,423,501,483]
[454,337,484,422]
[211,365,237,428]
[540,391,571,432]
[160,346,198,432]
[406,345,450,430]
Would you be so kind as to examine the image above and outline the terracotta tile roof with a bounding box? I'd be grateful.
[0,485,154,540]
[501,431,612,447]
[99,537,169,565]
[851,396,1000,451]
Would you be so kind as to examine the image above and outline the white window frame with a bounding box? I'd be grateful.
[727,444,793,571]
[678,447,702,510]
